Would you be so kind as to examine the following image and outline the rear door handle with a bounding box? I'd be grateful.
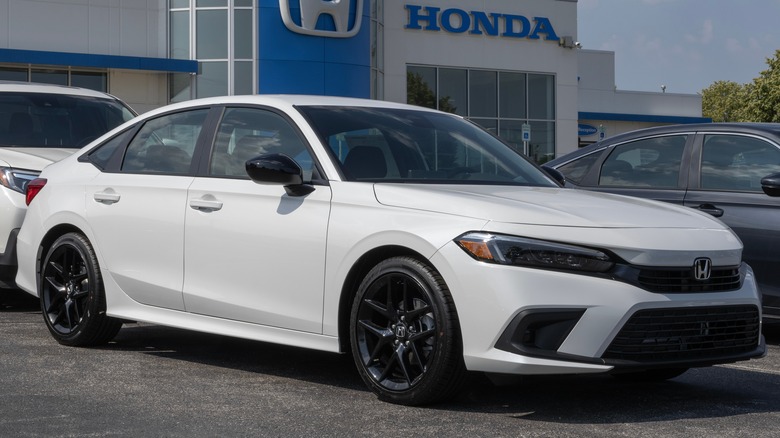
[93,191,120,205]
[189,198,223,212]
[693,204,724,217]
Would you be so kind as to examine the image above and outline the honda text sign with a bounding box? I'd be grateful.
[280,0,364,38]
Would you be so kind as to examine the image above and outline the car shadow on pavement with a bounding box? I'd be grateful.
[0,287,39,312]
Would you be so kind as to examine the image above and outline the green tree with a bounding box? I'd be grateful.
[743,49,780,122]
[702,49,780,122]
[406,72,458,113]
[701,80,748,122]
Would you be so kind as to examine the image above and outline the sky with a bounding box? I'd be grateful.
[577,0,780,95]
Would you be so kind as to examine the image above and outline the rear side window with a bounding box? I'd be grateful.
[0,92,134,147]
[700,134,780,192]
[121,109,208,174]
[598,135,687,188]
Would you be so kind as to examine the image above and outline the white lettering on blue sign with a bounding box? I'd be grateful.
[405,5,559,41]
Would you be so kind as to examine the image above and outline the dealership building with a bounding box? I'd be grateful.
[0,0,708,161]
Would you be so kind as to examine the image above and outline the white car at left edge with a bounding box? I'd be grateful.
[15,95,765,406]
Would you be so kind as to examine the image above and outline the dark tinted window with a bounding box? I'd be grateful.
[87,130,133,170]
[0,92,134,147]
[121,109,208,174]
[598,135,687,188]
[701,134,780,192]
[556,152,601,184]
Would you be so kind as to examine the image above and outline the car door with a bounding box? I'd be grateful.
[85,109,209,310]
[684,133,780,312]
[572,133,692,205]
[183,106,331,334]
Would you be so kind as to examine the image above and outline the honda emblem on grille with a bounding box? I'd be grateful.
[693,258,712,281]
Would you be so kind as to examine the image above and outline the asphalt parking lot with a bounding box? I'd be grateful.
[1,288,778,437]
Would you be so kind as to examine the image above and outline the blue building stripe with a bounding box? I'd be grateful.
[0,48,198,73]
[579,111,711,124]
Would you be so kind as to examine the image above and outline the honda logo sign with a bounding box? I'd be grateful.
[280,0,363,38]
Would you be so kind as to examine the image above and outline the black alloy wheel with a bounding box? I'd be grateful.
[40,232,121,346]
[350,256,467,405]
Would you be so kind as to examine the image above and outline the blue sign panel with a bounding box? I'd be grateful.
[259,0,370,98]
[578,124,598,136]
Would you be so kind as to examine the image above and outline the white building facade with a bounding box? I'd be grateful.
[0,0,707,161]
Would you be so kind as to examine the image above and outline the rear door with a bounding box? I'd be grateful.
[85,108,210,310]
[684,132,780,312]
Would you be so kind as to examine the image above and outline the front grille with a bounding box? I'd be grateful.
[603,305,760,363]
[637,266,741,293]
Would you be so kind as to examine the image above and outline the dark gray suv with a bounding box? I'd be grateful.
[546,123,780,321]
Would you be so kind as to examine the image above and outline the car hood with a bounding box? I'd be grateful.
[373,184,726,229]
[0,147,77,170]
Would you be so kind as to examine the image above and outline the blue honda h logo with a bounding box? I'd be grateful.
[280,0,363,38]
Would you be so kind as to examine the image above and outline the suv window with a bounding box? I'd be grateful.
[0,92,134,147]
[700,134,780,192]
[556,151,600,184]
[598,135,687,188]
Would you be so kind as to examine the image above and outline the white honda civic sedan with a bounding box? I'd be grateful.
[15,95,765,405]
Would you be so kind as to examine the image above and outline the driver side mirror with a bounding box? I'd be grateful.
[541,165,566,186]
[246,153,314,197]
[761,172,780,197]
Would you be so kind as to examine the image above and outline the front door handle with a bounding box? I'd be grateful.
[693,204,724,217]
[189,198,223,212]
[93,191,120,205]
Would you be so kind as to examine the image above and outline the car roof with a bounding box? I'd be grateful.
[0,80,120,99]
[547,122,780,167]
[136,94,443,120]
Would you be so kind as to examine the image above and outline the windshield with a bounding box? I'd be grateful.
[298,106,556,187]
[0,92,135,148]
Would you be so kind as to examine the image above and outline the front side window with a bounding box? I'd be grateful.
[700,134,780,192]
[299,106,555,187]
[209,107,314,180]
[556,151,601,185]
[598,135,687,188]
[121,109,208,174]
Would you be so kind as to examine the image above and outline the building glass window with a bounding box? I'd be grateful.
[370,0,384,100]
[169,0,256,101]
[0,67,28,82]
[469,70,497,118]
[407,65,556,164]
[439,68,467,116]
[71,71,108,92]
[196,10,228,59]
[31,68,68,86]
[0,66,107,91]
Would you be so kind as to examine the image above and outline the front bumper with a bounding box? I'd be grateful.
[431,243,765,376]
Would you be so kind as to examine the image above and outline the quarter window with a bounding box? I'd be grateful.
[121,109,208,174]
[598,135,687,188]
[700,135,780,192]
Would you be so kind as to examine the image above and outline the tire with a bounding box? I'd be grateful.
[349,256,467,405]
[39,232,122,346]
[611,367,689,382]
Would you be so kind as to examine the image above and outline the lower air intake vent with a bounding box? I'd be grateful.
[603,305,760,363]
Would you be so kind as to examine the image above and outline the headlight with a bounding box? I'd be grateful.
[0,167,40,194]
[455,232,615,273]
